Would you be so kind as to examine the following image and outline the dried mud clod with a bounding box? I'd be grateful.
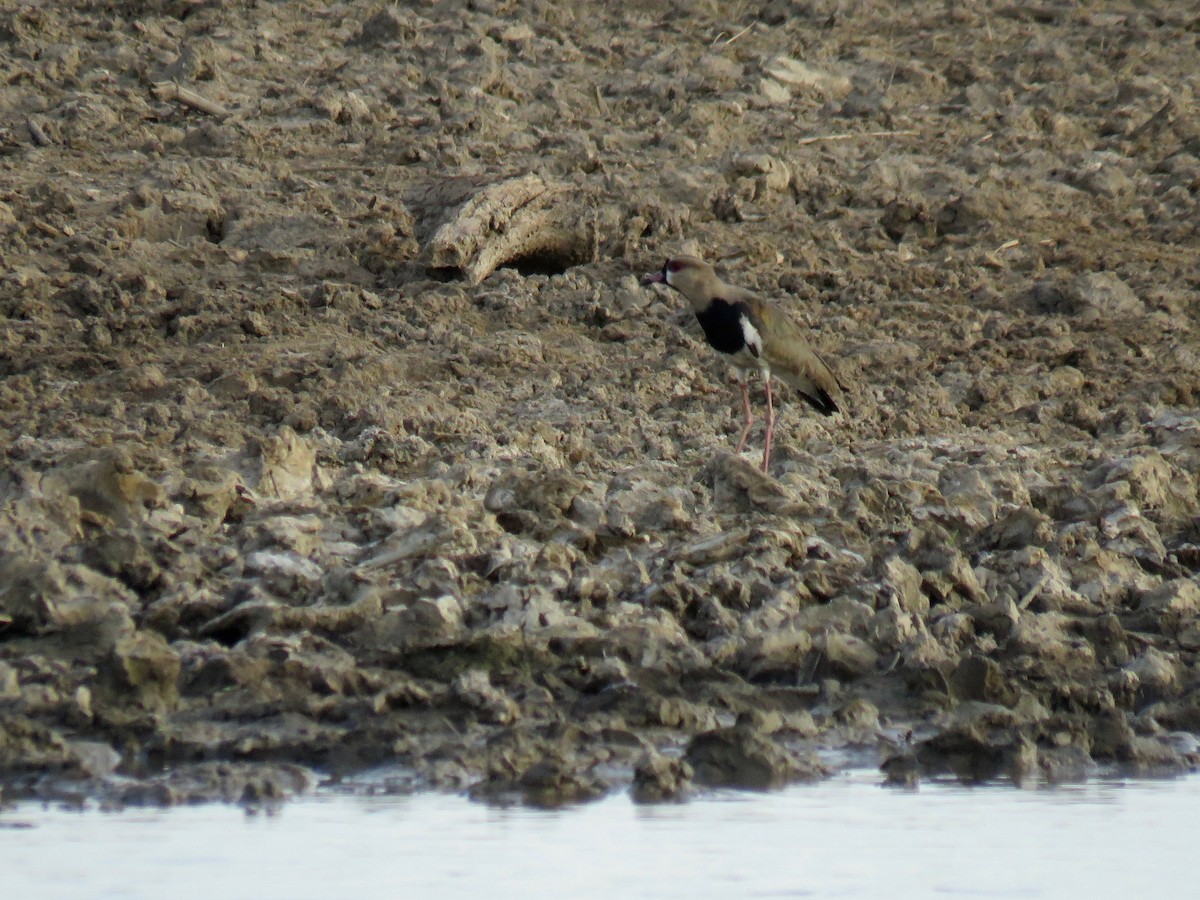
[3,0,1200,807]
[413,174,602,284]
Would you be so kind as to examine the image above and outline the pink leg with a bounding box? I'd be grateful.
[761,377,775,472]
[734,376,754,454]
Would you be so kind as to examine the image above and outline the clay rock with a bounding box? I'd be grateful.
[601,479,695,537]
[1123,648,1182,705]
[761,56,852,103]
[702,452,809,516]
[243,551,323,599]
[795,596,875,636]
[103,631,181,711]
[919,549,989,607]
[485,468,588,538]
[685,718,824,789]
[725,152,791,200]
[1092,451,1199,522]
[735,628,814,682]
[632,750,693,803]
[180,464,250,528]
[880,556,927,614]
[419,174,598,284]
[62,447,164,527]
[515,755,607,809]
[0,555,135,648]
[1009,612,1089,667]
[453,670,519,725]
[987,547,1088,614]
[1137,579,1200,635]
[949,655,1017,705]
[1033,272,1144,319]
[817,631,879,680]
[470,750,606,809]
[868,604,922,651]
[401,595,466,646]
[0,715,82,776]
[906,702,1036,784]
[248,427,324,501]
[1118,734,1195,775]
[353,7,423,45]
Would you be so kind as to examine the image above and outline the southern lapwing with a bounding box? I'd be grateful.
[641,255,842,472]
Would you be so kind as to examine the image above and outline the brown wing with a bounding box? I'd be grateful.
[741,291,843,416]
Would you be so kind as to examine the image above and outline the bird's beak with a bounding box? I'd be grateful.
[640,271,666,286]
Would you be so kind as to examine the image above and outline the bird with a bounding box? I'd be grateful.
[641,254,842,472]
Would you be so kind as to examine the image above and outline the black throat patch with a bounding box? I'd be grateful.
[694,298,751,355]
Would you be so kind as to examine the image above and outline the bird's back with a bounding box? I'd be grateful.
[742,291,842,416]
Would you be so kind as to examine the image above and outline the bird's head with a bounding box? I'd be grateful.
[639,255,716,299]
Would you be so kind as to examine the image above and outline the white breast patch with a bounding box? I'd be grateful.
[739,315,763,358]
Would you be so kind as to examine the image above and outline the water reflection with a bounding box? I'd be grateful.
[2,770,1195,899]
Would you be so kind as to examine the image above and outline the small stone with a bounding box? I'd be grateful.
[765,56,852,97]
[353,8,416,45]
[757,77,791,106]
[242,312,271,336]
[401,595,465,645]
[498,23,535,42]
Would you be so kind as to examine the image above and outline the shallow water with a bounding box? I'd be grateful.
[3,771,1195,899]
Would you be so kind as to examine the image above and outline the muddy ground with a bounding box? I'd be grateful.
[3,0,1200,808]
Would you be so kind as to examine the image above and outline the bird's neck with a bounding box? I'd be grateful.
[686,279,729,313]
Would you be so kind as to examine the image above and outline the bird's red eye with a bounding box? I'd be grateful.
[666,260,684,273]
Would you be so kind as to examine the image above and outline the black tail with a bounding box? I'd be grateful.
[800,387,839,416]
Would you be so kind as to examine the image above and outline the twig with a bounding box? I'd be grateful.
[796,129,918,145]
[712,23,755,48]
[593,83,608,116]
[1017,574,1048,610]
[1128,99,1173,140]
[151,81,231,118]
